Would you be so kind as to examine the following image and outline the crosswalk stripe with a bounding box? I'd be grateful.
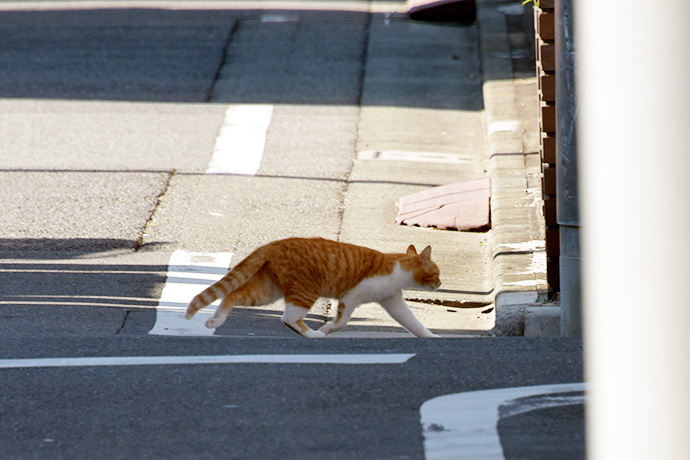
[206,104,274,175]
[148,251,233,336]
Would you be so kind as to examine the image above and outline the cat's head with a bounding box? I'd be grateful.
[405,245,441,291]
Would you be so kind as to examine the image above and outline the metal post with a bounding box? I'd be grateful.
[577,0,690,458]
[555,0,580,336]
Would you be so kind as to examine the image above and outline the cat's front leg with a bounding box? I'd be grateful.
[319,300,358,336]
[379,294,440,338]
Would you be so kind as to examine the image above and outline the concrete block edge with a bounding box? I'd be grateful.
[477,0,557,336]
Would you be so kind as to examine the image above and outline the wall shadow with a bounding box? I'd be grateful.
[0,238,168,256]
[0,244,167,336]
[0,239,168,301]
[0,7,484,110]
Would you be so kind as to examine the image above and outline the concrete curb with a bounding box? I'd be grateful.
[476,0,558,336]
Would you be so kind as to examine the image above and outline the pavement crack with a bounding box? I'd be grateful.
[135,170,173,252]
[356,10,371,109]
[337,10,370,242]
[114,310,131,335]
[205,20,239,103]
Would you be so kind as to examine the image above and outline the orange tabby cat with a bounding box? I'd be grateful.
[185,237,441,338]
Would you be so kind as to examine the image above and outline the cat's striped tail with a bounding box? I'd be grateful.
[184,251,267,320]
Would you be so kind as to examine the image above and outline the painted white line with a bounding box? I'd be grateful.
[420,382,586,460]
[499,393,586,419]
[148,251,233,336]
[206,104,274,175]
[358,150,473,164]
[260,13,299,22]
[0,353,416,369]
[488,120,523,135]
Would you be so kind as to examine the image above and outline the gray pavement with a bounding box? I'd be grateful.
[0,0,547,337]
[0,336,583,460]
[0,100,225,171]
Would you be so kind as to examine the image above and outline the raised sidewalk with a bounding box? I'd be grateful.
[332,0,551,337]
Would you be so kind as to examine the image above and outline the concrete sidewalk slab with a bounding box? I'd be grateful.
[140,174,344,257]
[261,105,358,180]
[357,107,487,155]
[525,306,560,337]
[0,100,224,172]
[0,171,170,252]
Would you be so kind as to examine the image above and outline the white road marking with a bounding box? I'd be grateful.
[499,393,586,419]
[0,353,416,369]
[260,13,299,22]
[488,120,522,135]
[148,251,233,336]
[206,104,274,175]
[358,150,473,164]
[420,382,586,460]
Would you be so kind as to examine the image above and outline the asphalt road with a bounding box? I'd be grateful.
[0,2,584,459]
[1,337,583,460]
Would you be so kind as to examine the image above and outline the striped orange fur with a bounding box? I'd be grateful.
[185,237,441,338]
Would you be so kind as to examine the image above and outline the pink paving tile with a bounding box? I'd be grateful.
[396,177,490,231]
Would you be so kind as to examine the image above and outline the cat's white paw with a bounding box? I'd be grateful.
[318,324,334,335]
[305,330,327,339]
[205,317,222,329]
[416,331,441,338]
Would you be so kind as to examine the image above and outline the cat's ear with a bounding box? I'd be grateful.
[419,245,432,264]
[406,244,418,255]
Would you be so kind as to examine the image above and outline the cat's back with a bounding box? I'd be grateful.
[265,237,385,268]
[263,238,394,291]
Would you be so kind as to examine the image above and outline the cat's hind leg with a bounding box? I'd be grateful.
[206,269,279,329]
[282,303,325,338]
[281,293,325,338]
[379,293,440,338]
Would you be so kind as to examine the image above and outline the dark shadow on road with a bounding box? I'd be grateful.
[0,238,167,255]
[0,250,167,336]
[0,6,484,110]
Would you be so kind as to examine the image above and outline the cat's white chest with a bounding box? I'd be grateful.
[343,263,412,303]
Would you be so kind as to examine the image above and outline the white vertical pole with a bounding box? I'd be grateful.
[577,1,690,459]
